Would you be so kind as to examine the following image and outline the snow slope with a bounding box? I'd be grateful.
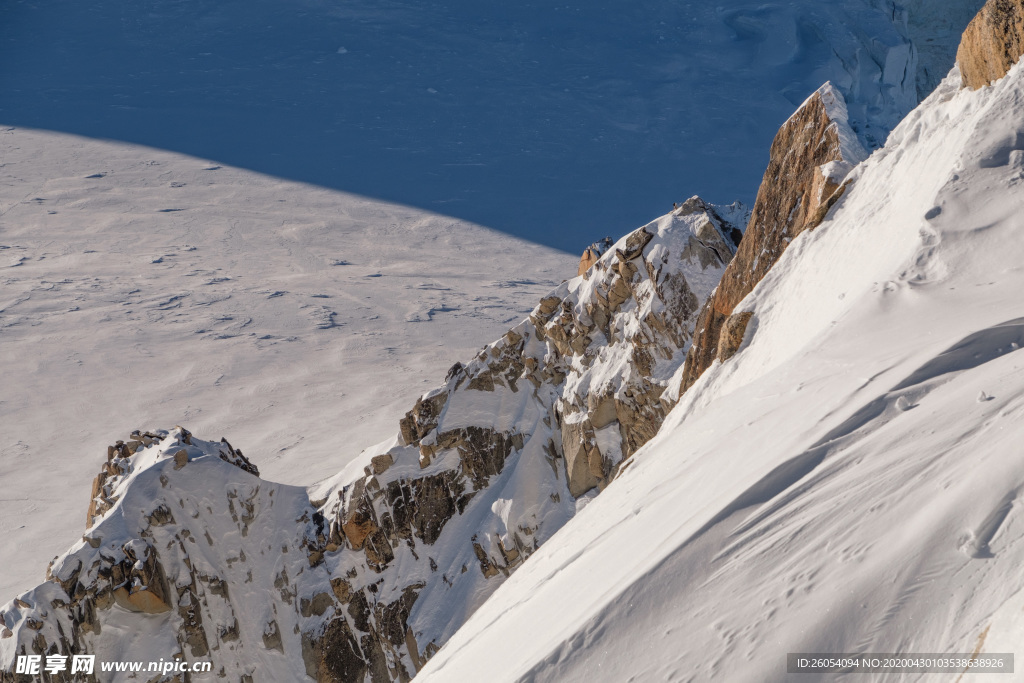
[418,53,1024,683]
[0,127,574,601]
[0,0,970,250]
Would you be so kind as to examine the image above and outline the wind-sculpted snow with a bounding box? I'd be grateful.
[893,317,1024,390]
[414,19,1024,683]
[0,202,740,681]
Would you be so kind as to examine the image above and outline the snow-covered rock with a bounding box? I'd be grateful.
[414,7,1024,681]
[302,201,740,678]
[0,201,741,681]
[576,237,613,277]
[1,428,329,683]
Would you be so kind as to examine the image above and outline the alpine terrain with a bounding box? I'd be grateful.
[4,0,1024,682]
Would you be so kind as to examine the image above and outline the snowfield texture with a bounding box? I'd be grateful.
[416,55,1024,683]
[0,128,574,601]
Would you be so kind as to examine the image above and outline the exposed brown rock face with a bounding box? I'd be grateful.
[958,0,1024,89]
[678,86,862,393]
[110,541,173,614]
[577,247,600,276]
[716,312,755,363]
[576,236,614,276]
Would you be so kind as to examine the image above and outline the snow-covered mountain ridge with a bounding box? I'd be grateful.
[0,1,1008,681]
[416,1,1024,680]
[0,200,743,681]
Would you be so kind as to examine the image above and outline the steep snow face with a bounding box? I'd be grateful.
[417,56,1024,683]
[0,128,573,603]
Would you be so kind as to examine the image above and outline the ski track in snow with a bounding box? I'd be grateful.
[0,127,575,600]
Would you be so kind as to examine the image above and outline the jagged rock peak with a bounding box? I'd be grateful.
[87,427,259,528]
[1,428,325,683]
[303,205,741,677]
[578,197,746,277]
[0,205,742,682]
[678,83,864,395]
[958,0,1024,89]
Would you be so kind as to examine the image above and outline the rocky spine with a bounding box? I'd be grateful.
[678,83,866,394]
[1,204,740,682]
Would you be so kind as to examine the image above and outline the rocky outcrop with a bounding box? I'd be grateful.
[576,236,613,276]
[303,201,741,677]
[87,428,258,528]
[2,428,324,683]
[958,0,1024,89]
[1,202,741,682]
[678,84,865,393]
[716,311,754,363]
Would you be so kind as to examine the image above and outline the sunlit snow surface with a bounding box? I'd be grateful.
[0,128,574,599]
[0,0,994,665]
[418,62,1024,683]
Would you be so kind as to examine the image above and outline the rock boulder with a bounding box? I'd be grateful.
[958,0,1024,89]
